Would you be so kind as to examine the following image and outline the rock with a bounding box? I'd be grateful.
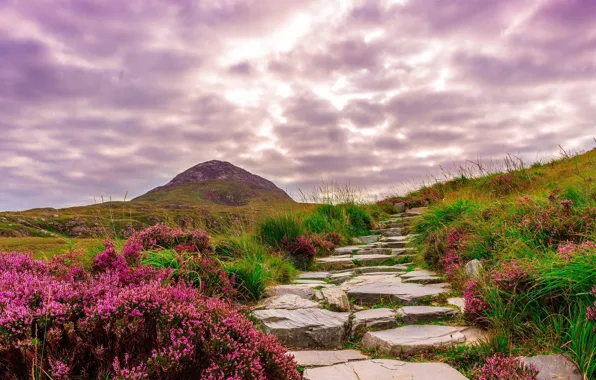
[361,325,467,354]
[341,274,402,291]
[253,308,349,348]
[321,287,350,311]
[351,308,397,338]
[348,283,449,305]
[519,354,581,380]
[465,259,483,278]
[395,202,407,213]
[352,248,392,255]
[396,306,459,323]
[257,294,321,310]
[356,265,408,274]
[289,350,368,367]
[400,269,438,278]
[334,245,364,255]
[448,297,466,312]
[327,272,353,284]
[353,235,381,244]
[377,228,402,237]
[298,272,330,279]
[402,275,445,284]
[303,359,468,380]
[457,326,487,345]
[294,279,328,285]
[266,284,334,300]
[316,257,357,271]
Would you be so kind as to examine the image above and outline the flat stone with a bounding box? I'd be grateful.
[299,272,330,279]
[353,235,381,244]
[448,297,466,312]
[427,282,451,288]
[257,294,321,310]
[341,274,403,291]
[253,308,349,348]
[334,245,366,255]
[327,272,353,284]
[294,279,328,284]
[351,308,397,337]
[519,354,581,380]
[400,270,438,278]
[316,257,357,270]
[266,284,335,300]
[348,283,449,305]
[402,275,445,284]
[353,247,392,255]
[457,326,487,345]
[377,228,402,237]
[396,306,460,323]
[303,359,469,380]
[361,325,466,354]
[321,287,350,311]
[360,272,404,276]
[356,265,409,274]
[352,254,401,266]
[289,350,368,368]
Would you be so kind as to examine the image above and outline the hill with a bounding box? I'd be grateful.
[0,160,299,242]
[134,160,294,205]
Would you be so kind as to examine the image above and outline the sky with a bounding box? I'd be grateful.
[1,0,595,211]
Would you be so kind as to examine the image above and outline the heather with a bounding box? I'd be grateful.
[392,148,596,377]
[0,248,299,379]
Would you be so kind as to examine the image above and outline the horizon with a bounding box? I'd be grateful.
[1,0,596,211]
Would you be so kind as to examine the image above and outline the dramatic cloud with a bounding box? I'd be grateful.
[1,0,595,210]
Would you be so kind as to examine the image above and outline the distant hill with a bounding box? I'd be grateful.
[133,160,294,206]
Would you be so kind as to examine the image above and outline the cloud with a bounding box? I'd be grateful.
[0,0,594,210]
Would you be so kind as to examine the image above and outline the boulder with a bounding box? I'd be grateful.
[253,308,349,348]
[519,354,581,380]
[321,287,350,311]
[465,259,483,278]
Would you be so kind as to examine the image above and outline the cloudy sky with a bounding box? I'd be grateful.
[1,0,595,211]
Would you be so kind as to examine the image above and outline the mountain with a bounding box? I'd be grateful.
[133,160,294,206]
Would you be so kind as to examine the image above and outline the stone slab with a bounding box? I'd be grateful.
[266,284,335,300]
[298,272,330,279]
[351,308,397,337]
[356,265,409,274]
[253,308,349,348]
[353,235,381,244]
[361,325,466,354]
[348,283,449,305]
[294,279,328,284]
[321,287,350,311]
[396,306,459,323]
[257,294,321,310]
[289,350,368,368]
[402,275,445,284]
[303,359,468,380]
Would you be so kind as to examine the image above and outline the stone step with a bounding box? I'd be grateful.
[256,294,321,310]
[298,272,330,279]
[289,350,369,368]
[353,235,381,244]
[355,265,409,274]
[396,306,460,323]
[376,228,402,237]
[266,284,336,300]
[361,325,467,354]
[351,308,398,338]
[347,282,449,305]
[253,308,349,348]
[402,275,444,284]
[294,279,328,285]
[317,254,406,270]
[303,359,468,380]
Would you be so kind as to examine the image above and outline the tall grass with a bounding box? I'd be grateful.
[256,213,305,249]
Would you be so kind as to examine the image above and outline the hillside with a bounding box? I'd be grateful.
[0,160,298,242]
[377,147,596,377]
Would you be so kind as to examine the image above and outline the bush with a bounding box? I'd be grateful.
[282,235,316,270]
[0,251,300,379]
[473,354,538,380]
[344,204,373,236]
[124,224,212,253]
[256,214,304,249]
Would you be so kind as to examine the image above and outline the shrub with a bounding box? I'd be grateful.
[344,204,373,236]
[464,279,491,326]
[310,235,335,256]
[0,251,300,379]
[474,354,538,380]
[256,214,304,249]
[324,231,342,246]
[282,235,316,270]
[124,224,211,253]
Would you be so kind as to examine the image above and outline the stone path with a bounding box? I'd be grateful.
[253,208,480,379]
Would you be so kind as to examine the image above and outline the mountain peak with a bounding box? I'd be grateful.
[134,160,294,205]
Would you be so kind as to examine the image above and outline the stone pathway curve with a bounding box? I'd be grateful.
[253,207,481,379]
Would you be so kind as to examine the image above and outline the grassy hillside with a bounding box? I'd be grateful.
[379,147,596,377]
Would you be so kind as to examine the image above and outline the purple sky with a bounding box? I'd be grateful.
[1,0,595,211]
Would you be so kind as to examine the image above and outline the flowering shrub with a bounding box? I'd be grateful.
[463,279,491,326]
[557,240,596,260]
[281,235,316,270]
[124,224,211,253]
[0,251,299,379]
[310,235,335,256]
[485,172,532,196]
[324,231,342,246]
[491,260,531,293]
[587,286,596,330]
[474,354,538,380]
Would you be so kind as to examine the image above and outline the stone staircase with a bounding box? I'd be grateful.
[252,207,482,379]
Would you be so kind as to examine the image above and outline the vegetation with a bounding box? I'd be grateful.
[389,147,596,378]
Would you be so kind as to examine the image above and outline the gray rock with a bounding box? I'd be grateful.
[257,294,321,310]
[253,308,349,348]
[402,275,444,284]
[353,235,381,244]
[351,308,397,337]
[377,228,402,237]
[316,257,357,271]
[299,272,330,279]
[266,284,334,299]
[321,287,350,311]
[353,247,392,255]
[356,265,409,274]
[361,325,466,354]
[327,272,353,284]
[348,283,449,305]
[334,245,365,255]
[341,274,403,291]
[396,306,460,323]
[465,259,483,278]
[395,202,407,213]
[448,297,466,312]
[289,350,368,367]
[294,279,327,285]
[400,269,438,278]
[519,355,581,380]
[303,359,468,380]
